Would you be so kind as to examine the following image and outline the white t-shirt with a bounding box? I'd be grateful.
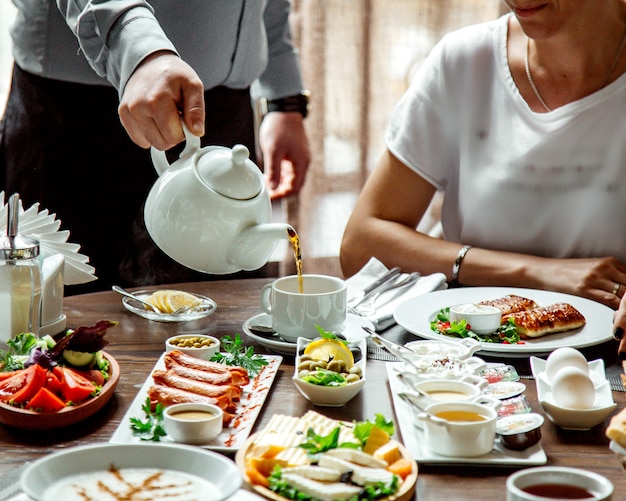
[386,14,626,261]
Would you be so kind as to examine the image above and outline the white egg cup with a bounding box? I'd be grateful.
[530,356,617,431]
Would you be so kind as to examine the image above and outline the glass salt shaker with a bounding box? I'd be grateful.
[0,194,42,344]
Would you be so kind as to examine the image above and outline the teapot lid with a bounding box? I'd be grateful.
[197,144,264,200]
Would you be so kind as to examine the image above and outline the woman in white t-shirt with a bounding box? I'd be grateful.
[340,1,626,351]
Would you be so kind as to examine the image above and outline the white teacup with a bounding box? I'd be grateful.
[418,399,501,457]
[506,466,613,501]
[260,274,347,343]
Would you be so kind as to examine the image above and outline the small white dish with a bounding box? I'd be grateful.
[530,356,617,430]
[122,289,217,322]
[449,303,502,334]
[242,313,374,355]
[165,334,220,360]
[292,337,366,407]
[164,403,224,444]
[21,443,241,501]
[404,337,481,361]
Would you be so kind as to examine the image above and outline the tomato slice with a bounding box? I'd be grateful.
[26,386,66,412]
[60,367,96,403]
[44,367,64,394]
[0,365,47,404]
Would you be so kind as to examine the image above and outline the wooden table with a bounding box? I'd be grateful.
[1,278,625,500]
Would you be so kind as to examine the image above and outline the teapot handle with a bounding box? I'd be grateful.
[150,122,202,176]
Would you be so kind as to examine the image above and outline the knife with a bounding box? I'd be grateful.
[348,267,401,307]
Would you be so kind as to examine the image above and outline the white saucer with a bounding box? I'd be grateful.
[242,313,374,355]
[39,314,67,336]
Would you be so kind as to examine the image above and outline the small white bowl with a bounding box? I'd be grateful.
[164,403,224,444]
[405,338,481,360]
[449,303,502,334]
[293,337,366,407]
[530,356,617,430]
[21,443,241,501]
[165,334,220,360]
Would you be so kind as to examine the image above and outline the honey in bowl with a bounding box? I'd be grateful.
[521,483,595,499]
[435,410,487,422]
[424,390,472,402]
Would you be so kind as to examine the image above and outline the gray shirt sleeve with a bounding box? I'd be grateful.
[56,0,177,96]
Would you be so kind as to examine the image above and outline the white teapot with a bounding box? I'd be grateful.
[144,125,293,274]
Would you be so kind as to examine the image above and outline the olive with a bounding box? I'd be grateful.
[298,369,311,378]
[327,360,346,373]
[299,354,314,362]
[349,366,362,377]
[297,360,315,372]
[311,360,327,370]
[346,373,361,384]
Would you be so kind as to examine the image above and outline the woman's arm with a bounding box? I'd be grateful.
[340,150,626,310]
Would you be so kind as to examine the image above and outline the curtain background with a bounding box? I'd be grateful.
[279,0,507,278]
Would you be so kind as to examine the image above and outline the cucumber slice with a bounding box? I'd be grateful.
[62,349,96,367]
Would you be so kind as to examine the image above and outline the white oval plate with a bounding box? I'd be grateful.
[122,289,217,322]
[393,287,613,357]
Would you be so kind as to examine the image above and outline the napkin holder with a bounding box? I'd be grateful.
[40,253,66,335]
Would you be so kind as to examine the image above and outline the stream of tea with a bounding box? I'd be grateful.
[287,227,303,294]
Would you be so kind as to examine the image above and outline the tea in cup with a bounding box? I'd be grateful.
[506,466,613,500]
[418,399,501,457]
[260,274,347,342]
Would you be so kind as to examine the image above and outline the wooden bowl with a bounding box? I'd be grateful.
[235,432,418,501]
[0,352,120,430]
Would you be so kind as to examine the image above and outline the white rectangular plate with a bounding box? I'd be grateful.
[110,354,282,452]
[386,363,547,465]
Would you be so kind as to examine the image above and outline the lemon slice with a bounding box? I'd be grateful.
[163,290,202,313]
[303,338,354,369]
[146,290,201,313]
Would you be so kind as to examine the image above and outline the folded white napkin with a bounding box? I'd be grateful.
[346,257,447,331]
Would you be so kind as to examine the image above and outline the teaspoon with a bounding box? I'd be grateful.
[112,285,162,313]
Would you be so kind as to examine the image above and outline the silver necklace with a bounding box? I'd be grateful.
[525,30,626,112]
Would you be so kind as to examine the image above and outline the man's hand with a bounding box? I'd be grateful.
[118,51,205,150]
[259,112,311,199]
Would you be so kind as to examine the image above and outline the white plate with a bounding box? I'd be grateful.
[387,363,547,466]
[6,489,265,501]
[242,313,374,356]
[110,353,281,452]
[393,287,613,357]
[121,289,217,322]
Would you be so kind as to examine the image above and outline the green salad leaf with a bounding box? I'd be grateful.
[430,307,522,344]
[301,368,347,386]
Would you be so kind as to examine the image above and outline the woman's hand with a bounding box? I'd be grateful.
[531,256,626,310]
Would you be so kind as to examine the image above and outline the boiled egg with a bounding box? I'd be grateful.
[545,347,589,382]
[551,366,595,409]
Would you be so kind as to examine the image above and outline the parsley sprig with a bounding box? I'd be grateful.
[130,397,166,441]
[211,334,268,377]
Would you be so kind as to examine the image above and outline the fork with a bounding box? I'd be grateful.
[348,272,420,316]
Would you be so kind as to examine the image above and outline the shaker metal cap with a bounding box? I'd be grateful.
[0,193,40,260]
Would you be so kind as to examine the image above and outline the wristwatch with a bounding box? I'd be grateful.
[266,91,310,118]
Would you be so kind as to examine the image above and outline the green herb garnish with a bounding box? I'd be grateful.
[130,397,166,441]
[210,334,268,376]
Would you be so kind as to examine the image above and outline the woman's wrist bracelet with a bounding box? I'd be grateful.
[450,245,472,288]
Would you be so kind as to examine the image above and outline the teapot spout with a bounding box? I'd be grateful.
[230,223,293,271]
